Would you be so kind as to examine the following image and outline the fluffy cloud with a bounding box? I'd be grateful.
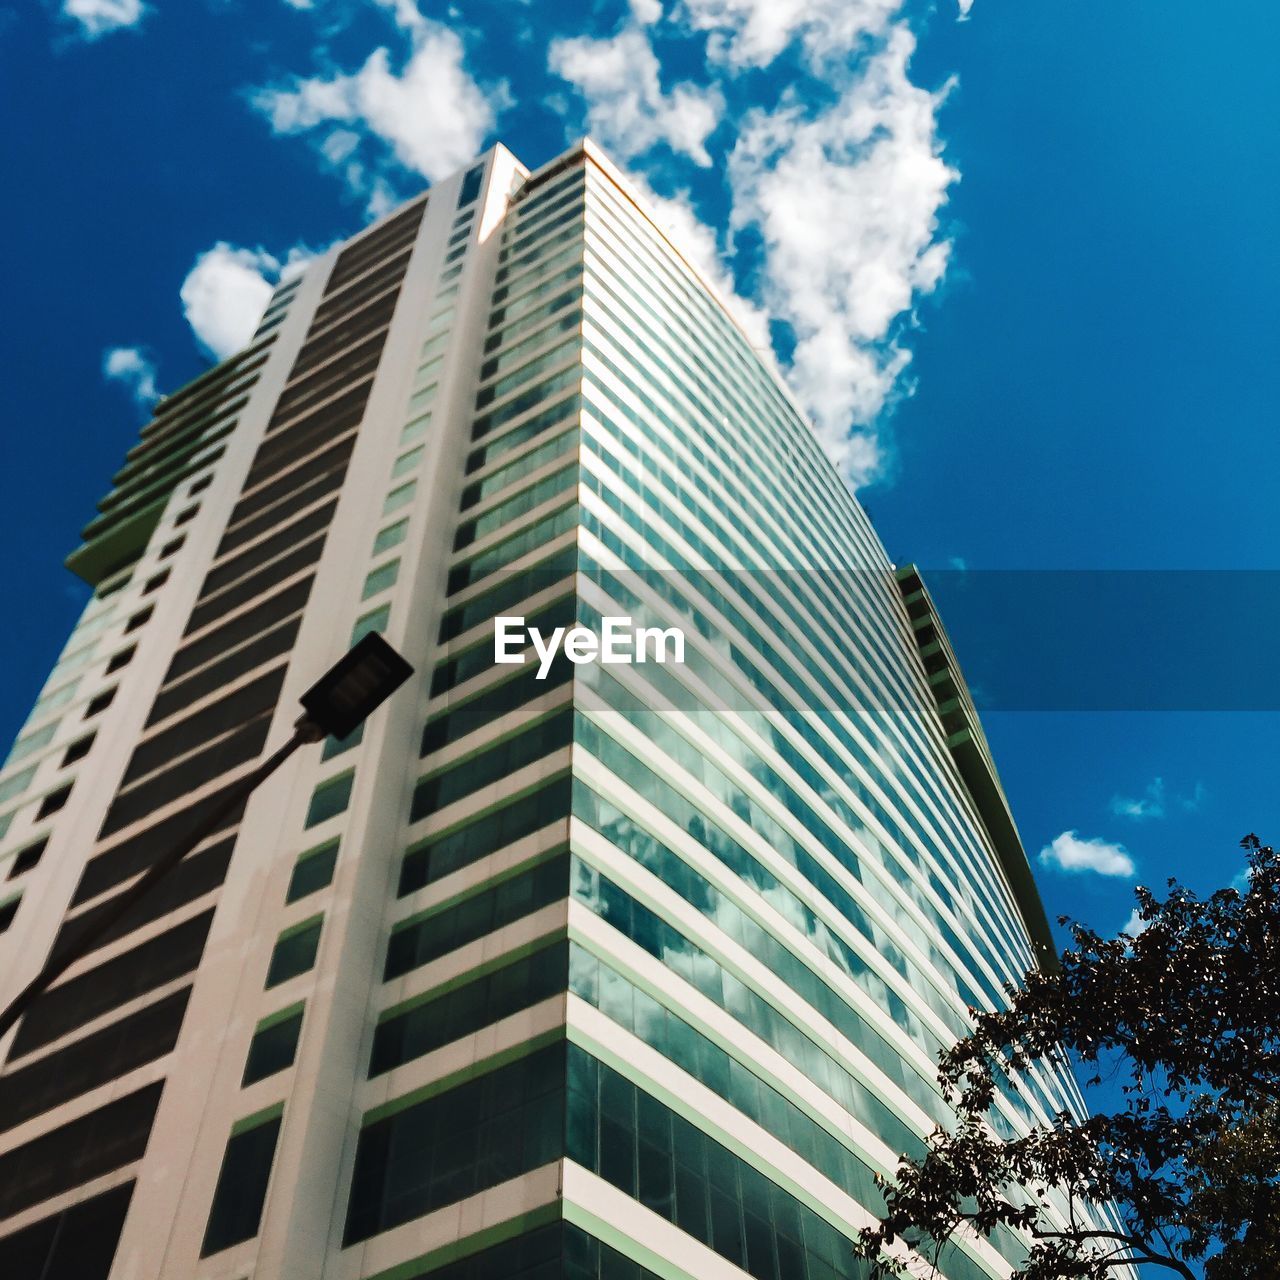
[680,0,901,70]
[180,243,312,361]
[1039,831,1136,878]
[253,8,499,207]
[548,28,723,167]
[62,0,145,40]
[627,177,771,352]
[102,346,159,406]
[727,26,956,482]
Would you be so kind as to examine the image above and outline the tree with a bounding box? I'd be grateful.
[853,836,1280,1280]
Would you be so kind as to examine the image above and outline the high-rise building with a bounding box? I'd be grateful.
[0,140,1084,1280]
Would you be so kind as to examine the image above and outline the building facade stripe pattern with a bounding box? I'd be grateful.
[0,140,1105,1280]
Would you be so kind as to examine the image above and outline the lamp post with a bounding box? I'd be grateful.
[0,632,414,1042]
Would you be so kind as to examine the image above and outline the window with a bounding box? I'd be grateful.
[200,1111,282,1255]
[386,854,568,980]
[124,606,153,634]
[285,840,338,903]
[409,711,572,821]
[398,415,429,447]
[398,777,571,895]
[173,505,199,528]
[8,722,57,764]
[0,895,18,933]
[106,646,135,674]
[390,446,423,478]
[0,766,36,806]
[457,162,485,208]
[241,1009,304,1085]
[84,687,117,719]
[61,735,95,767]
[143,570,170,596]
[381,482,415,516]
[159,536,186,560]
[264,918,322,987]
[360,560,399,601]
[36,785,72,820]
[372,520,408,556]
[343,1044,563,1244]
[370,941,566,1076]
[7,837,47,879]
[321,723,363,762]
[188,474,213,498]
[303,774,353,829]
[350,606,390,645]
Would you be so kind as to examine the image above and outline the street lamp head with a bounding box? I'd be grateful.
[298,632,415,741]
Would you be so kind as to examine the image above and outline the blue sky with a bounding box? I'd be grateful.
[1,0,1276,953]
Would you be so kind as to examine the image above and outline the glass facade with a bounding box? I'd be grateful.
[355,147,1097,1280]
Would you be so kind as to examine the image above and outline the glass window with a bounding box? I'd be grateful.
[0,766,37,806]
[321,722,364,762]
[200,1113,282,1255]
[399,414,430,447]
[382,482,416,515]
[351,606,390,644]
[32,679,82,722]
[457,163,484,208]
[61,735,95,767]
[372,520,409,556]
[343,1043,564,1244]
[105,645,135,674]
[36,784,72,820]
[409,711,572,821]
[361,560,399,600]
[7,837,47,879]
[286,840,339,903]
[265,919,322,987]
[370,940,568,1075]
[0,895,19,934]
[304,774,352,829]
[399,776,572,894]
[83,687,116,719]
[7,723,56,765]
[391,446,423,478]
[242,1010,304,1085]
[385,853,568,979]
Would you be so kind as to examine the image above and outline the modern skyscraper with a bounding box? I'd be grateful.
[0,140,1086,1280]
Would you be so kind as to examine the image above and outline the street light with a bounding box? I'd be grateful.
[0,633,414,1042]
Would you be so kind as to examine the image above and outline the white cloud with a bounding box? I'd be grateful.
[627,176,772,352]
[180,242,314,361]
[1110,776,1204,820]
[630,0,664,22]
[726,25,957,483]
[102,346,159,406]
[956,0,974,15]
[548,27,723,167]
[252,9,500,207]
[1039,831,1136,878]
[1110,777,1166,821]
[1121,907,1147,938]
[679,0,902,70]
[62,0,145,39]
